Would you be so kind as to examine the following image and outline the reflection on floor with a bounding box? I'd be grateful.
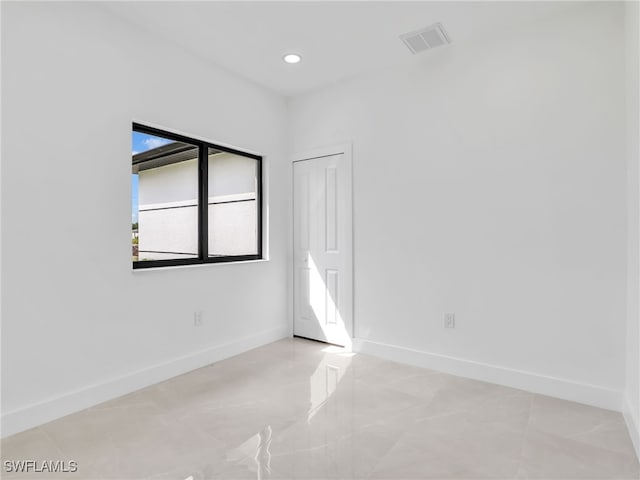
[2,338,639,479]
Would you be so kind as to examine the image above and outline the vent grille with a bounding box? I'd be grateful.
[400,23,451,54]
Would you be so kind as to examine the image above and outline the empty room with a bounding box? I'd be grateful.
[1,1,640,479]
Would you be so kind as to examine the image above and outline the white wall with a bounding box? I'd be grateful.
[289,2,627,409]
[625,0,640,458]
[1,2,289,436]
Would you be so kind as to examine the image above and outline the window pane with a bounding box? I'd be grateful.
[207,148,258,257]
[132,131,199,262]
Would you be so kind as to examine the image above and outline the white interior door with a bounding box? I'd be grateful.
[293,150,352,347]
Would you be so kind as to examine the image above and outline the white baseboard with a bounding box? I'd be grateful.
[623,393,640,461]
[1,326,290,439]
[352,338,622,411]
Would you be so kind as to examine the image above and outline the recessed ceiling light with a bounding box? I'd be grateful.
[283,53,301,64]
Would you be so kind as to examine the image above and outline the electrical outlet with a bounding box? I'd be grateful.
[444,312,455,329]
[193,311,203,327]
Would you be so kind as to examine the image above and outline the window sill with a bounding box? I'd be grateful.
[131,258,270,273]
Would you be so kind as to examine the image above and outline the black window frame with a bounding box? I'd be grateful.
[132,123,263,269]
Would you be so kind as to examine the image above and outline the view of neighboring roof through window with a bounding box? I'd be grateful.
[131,125,262,269]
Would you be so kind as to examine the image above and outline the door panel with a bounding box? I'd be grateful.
[293,152,352,346]
[325,165,338,252]
[325,269,339,325]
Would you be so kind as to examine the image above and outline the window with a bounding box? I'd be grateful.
[132,123,262,269]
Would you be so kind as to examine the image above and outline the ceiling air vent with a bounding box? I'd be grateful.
[400,23,451,54]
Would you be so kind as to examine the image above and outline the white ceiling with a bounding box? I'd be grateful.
[104,1,579,97]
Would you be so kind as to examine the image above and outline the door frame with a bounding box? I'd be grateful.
[291,143,354,348]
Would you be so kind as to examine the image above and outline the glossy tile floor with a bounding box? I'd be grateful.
[2,338,639,479]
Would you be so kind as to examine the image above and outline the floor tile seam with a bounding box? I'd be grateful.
[378,370,443,385]
[269,421,391,455]
[37,425,73,460]
[87,402,158,413]
[360,438,406,480]
[560,417,626,438]
[564,425,633,454]
[513,392,535,474]
[526,422,639,461]
[351,378,439,407]
[190,398,260,413]
[366,402,470,434]
[564,429,637,458]
[522,423,640,473]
